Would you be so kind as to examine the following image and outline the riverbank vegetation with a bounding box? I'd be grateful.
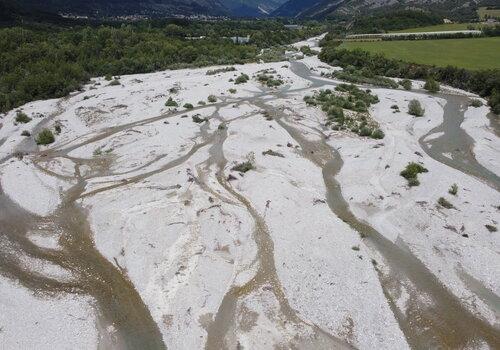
[350,10,443,34]
[320,39,500,114]
[0,20,324,113]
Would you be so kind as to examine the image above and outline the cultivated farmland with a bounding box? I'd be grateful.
[340,37,500,70]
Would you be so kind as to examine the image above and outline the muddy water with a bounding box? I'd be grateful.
[0,178,166,349]
[1,43,499,349]
[267,104,500,349]
[200,109,351,349]
[420,93,500,191]
[262,58,500,347]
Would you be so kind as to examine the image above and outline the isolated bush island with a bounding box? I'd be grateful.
[400,162,428,186]
[232,161,254,173]
[165,97,178,107]
[235,73,250,84]
[408,100,425,116]
[36,128,55,145]
[15,111,31,124]
[304,84,384,139]
[438,197,454,209]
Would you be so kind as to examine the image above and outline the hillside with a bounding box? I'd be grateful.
[273,0,480,20]
[12,0,229,17]
[5,0,287,18]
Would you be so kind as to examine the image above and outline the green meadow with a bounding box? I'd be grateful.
[340,37,500,70]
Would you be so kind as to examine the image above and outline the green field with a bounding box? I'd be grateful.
[340,37,500,70]
[390,23,484,33]
[478,7,500,19]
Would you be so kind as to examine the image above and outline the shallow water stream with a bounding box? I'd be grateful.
[0,41,499,349]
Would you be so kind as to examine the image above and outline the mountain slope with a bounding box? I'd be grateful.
[7,0,287,18]
[222,0,287,16]
[272,0,325,17]
[272,0,480,19]
[11,0,230,17]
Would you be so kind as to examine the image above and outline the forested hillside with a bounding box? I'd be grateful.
[273,0,480,21]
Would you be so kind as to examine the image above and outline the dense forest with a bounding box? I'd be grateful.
[350,10,443,34]
[319,40,500,114]
[0,20,323,113]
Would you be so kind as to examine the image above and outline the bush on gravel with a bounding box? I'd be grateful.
[165,97,178,107]
[15,111,31,124]
[36,128,55,145]
[231,161,254,173]
[400,162,428,186]
[438,197,454,209]
[235,73,249,84]
[408,99,425,116]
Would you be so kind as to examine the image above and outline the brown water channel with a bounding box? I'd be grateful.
[0,48,499,349]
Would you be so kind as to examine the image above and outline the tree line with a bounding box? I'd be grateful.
[0,20,323,113]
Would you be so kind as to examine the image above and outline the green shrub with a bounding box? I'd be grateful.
[399,79,412,90]
[104,74,113,81]
[438,197,454,209]
[359,126,373,137]
[183,103,194,109]
[197,101,206,106]
[231,161,254,173]
[228,88,237,94]
[400,162,428,186]
[192,115,207,123]
[470,99,483,107]
[15,111,32,124]
[371,129,385,139]
[235,73,249,84]
[448,183,458,195]
[36,129,55,145]
[257,74,283,87]
[262,149,284,158]
[206,67,236,75]
[408,99,425,117]
[165,97,178,107]
[21,130,31,137]
[424,78,440,93]
[208,95,217,103]
[300,45,315,56]
[327,105,344,119]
